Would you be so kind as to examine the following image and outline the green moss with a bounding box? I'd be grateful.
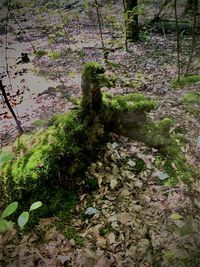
[48,51,61,60]
[82,61,116,89]
[0,111,87,212]
[34,50,47,58]
[164,177,179,186]
[182,91,200,104]
[85,175,99,191]
[106,61,122,68]
[135,118,173,148]
[63,226,85,247]
[102,92,198,187]
[126,156,146,174]
[103,93,156,112]
[31,119,48,127]
[172,75,200,88]
[163,251,175,265]
[151,125,200,186]
[99,226,112,236]
[154,143,198,187]
[0,151,14,167]
[181,91,200,117]
[82,62,105,81]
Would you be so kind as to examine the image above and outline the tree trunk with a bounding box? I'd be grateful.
[184,0,198,14]
[125,0,139,41]
[0,80,23,133]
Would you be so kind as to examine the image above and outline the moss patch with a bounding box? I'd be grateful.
[137,118,173,147]
[31,119,48,127]
[154,135,199,187]
[182,91,200,104]
[0,147,14,167]
[172,75,200,88]
[34,50,47,58]
[103,93,156,112]
[0,111,91,214]
[181,91,200,117]
[63,226,85,247]
[82,62,105,82]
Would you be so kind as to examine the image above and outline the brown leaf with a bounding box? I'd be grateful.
[107,232,115,245]
[94,255,111,267]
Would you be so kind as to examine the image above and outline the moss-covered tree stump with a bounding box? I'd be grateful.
[0,61,179,216]
[81,62,105,117]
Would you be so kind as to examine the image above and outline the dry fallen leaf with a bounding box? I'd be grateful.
[110,179,118,189]
[94,255,111,267]
[107,232,115,245]
[96,236,107,249]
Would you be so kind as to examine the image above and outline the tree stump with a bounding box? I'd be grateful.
[81,62,105,121]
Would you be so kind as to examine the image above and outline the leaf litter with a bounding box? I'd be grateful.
[1,1,200,266]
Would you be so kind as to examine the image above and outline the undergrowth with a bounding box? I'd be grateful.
[172,75,200,88]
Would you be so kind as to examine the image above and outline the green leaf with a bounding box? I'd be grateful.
[1,202,18,219]
[169,213,183,220]
[18,212,29,229]
[0,219,14,233]
[29,201,42,211]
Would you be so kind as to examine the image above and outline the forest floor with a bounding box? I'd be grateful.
[0,1,200,266]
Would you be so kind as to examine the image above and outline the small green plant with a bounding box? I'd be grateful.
[139,31,150,41]
[48,51,61,60]
[103,93,156,112]
[172,75,200,88]
[164,250,175,265]
[63,226,85,247]
[34,50,47,58]
[182,91,200,105]
[181,91,200,117]
[0,201,42,233]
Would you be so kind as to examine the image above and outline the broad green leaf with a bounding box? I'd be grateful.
[169,213,183,220]
[18,212,29,229]
[0,219,14,233]
[1,202,18,219]
[29,201,42,211]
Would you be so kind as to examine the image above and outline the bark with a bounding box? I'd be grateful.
[184,0,198,14]
[81,63,105,123]
[185,0,199,75]
[175,0,181,81]
[125,0,139,41]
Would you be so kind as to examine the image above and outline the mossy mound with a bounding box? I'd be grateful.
[102,93,173,148]
[181,91,200,117]
[101,93,199,186]
[103,93,156,112]
[0,111,95,214]
[135,118,173,148]
[82,62,105,82]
